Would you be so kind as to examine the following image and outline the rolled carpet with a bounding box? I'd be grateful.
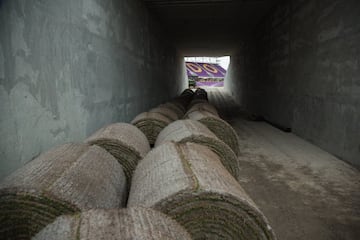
[33,207,191,240]
[185,102,219,118]
[85,122,150,181]
[0,143,127,239]
[128,142,276,240]
[131,112,172,145]
[186,110,240,156]
[149,106,179,121]
[155,119,238,178]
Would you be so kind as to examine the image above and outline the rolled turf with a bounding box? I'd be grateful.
[186,110,240,156]
[0,143,126,240]
[155,119,238,178]
[159,102,185,119]
[187,99,209,109]
[131,112,172,145]
[169,100,187,115]
[180,88,194,97]
[193,88,208,101]
[149,106,179,121]
[174,89,194,108]
[85,122,150,181]
[128,142,276,240]
[33,207,191,240]
[184,102,219,118]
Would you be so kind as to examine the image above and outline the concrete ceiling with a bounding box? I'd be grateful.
[143,0,280,56]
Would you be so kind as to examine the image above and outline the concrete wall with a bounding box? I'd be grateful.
[225,41,260,114]
[227,0,360,167]
[0,0,186,179]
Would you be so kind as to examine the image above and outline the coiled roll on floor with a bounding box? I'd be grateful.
[128,142,276,240]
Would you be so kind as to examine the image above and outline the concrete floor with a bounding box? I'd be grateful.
[206,87,360,240]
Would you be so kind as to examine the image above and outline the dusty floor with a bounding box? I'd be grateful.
[206,87,360,240]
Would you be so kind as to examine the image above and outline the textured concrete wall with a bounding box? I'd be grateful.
[227,0,360,167]
[225,41,260,114]
[0,0,186,179]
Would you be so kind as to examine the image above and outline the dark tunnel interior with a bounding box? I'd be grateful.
[0,0,359,239]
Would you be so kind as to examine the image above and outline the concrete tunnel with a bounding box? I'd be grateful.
[0,0,359,239]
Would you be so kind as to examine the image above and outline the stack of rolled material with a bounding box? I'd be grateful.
[158,102,185,119]
[128,142,276,240]
[185,88,207,109]
[0,143,126,239]
[181,88,195,97]
[187,98,208,109]
[149,106,179,121]
[85,123,150,181]
[185,110,240,156]
[170,98,188,114]
[155,119,238,178]
[33,207,192,240]
[172,89,194,109]
[185,102,219,117]
[131,112,172,145]
[193,88,208,101]
[130,89,205,146]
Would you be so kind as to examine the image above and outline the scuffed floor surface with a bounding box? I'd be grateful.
[206,87,360,240]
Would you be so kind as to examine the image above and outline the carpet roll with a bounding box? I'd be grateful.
[186,110,240,156]
[33,207,191,240]
[184,102,219,118]
[0,143,126,240]
[149,106,179,121]
[128,142,276,240]
[85,123,150,181]
[131,112,172,145]
[155,119,238,177]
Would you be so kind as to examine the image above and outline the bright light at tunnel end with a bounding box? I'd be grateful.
[184,56,230,70]
[184,56,230,88]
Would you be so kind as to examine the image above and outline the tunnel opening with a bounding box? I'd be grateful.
[184,56,230,89]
